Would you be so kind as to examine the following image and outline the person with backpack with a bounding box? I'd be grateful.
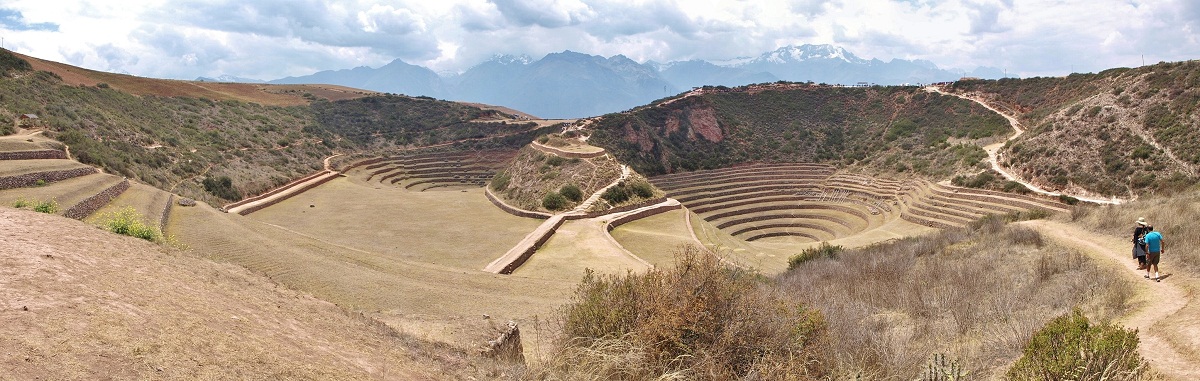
[1144,225,1165,282]
[1132,217,1151,270]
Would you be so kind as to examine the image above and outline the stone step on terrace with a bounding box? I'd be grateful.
[654,170,833,191]
[742,228,829,242]
[929,181,1068,212]
[900,212,964,230]
[650,163,835,184]
[699,201,871,228]
[0,172,125,212]
[727,219,843,240]
[665,178,827,197]
[674,184,822,204]
[684,189,821,211]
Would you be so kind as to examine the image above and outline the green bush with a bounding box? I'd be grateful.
[552,246,828,379]
[600,184,630,204]
[788,242,844,270]
[490,171,511,191]
[202,176,243,201]
[1006,309,1145,380]
[98,206,160,242]
[546,155,567,166]
[560,184,583,202]
[33,200,59,214]
[12,198,30,208]
[629,179,654,198]
[542,191,569,211]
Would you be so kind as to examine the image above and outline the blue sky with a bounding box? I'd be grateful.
[0,0,1197,80]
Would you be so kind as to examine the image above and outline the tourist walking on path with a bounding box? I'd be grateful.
[1133,217,1151,269]
[1144,225,1165,282]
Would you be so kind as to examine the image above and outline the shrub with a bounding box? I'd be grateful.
[34,179,46,187]
[202,176,242,201]
[601,184,630,204]
[12,198,30,208]
[33,200,58,214]
[1005,309,1145,380]
[629,179,654,198]
[98,206,160,242]
[1058,194,1080,205]
[490,171,511,191]
[542,191,569,211]
[545,155,567,166]
[549,246,828,380]
[560,184,583,202]
[788,242,844,270]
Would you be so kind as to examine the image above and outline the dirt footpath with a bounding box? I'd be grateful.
[1022,219,1200,380]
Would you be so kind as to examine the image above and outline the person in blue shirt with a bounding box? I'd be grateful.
[1144,225,1165,282]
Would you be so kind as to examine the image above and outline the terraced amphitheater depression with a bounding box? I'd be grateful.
[5,47,1200,379]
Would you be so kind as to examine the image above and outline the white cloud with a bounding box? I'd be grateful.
[0,0,1195,80]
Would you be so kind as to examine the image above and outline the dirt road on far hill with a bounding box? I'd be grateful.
[926,87,1122,205]
[1022,219,1200,380]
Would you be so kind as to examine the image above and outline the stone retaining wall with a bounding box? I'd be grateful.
[676,184,820,204]
[225,170,330,210]
[745,231,821,242]
[63,179,129,220]
[530,141,607,159]
[567,197,669,220]
[0,167,97,190]
[160,194,174,233]
[715,214,839,235]
[485,188,551,219]
[497,216,566,274]
[605,202,682,231]
[929,186,1057,213]
[654,172,831,190]
[237,173,341,216]
[695,197,870,221]
[0,150,68,160]
[705,204,865,227]
[481,321,524,363]
[900,213,961,230]
[930,181,1067,210]
[661,176,828,193]
[651,163,835,183]
[906,206,971,225]
[730,221,833,237]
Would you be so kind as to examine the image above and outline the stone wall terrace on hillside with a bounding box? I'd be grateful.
[235,173,341,216]
[658,175,831,193]
[567,197,670,220]
[652,168,835,189]
[729,221,840,238]
[745,231,822,242]
[530,141,607,159]
[714,214,841,235]
[0,167,97,190]
[485,188,552,219]
[605,200,683,231]
[900,213,961,230]
[931,183,1068,211]
[703,203,869,225]
[675,185,821,204]
[905,205,973,226]
[224,170,331,210]
[160,194,174,233]
[649,163,835,183]
[63,179,129,220]
[927,184,1064,213]
[488,215,566,274]
[0,149,67,160]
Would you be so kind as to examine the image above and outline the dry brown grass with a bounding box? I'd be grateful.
[777,216,1134,379]
[0,207,481,379]
[524,246,828,380]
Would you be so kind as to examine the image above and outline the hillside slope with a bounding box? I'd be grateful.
[949,61,1200,197]
[0,208,463,379]
[0,49,556,206]
[587,84,1006,179]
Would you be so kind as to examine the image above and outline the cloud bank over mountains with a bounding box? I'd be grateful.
[265,44,998,118]
[1,0,1198,83]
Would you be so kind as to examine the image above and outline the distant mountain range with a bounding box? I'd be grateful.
[205,44,1004,118]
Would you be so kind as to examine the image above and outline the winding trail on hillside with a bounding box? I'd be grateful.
[926,87,1123,205]
[1022,219,1200,379]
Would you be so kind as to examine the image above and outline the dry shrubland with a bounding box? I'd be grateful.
[525,246,827,380]
[1069,189,1200,272]
[777,216,1134,379]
